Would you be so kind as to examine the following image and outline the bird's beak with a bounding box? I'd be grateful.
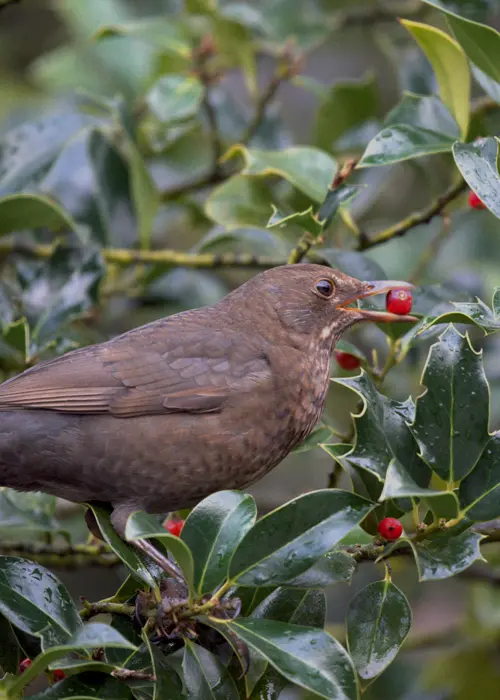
[337,280,418,323]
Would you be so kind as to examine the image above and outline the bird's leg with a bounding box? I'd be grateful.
[110,505,184,584]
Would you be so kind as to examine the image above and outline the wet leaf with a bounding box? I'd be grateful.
[147,75,204,124]
[267,206,323,237]
[292,425,334,454]
[412,523,484,580]
[86,504,162,589]
[224,618,358,700]
[29,674,131,699]
[284,549,356,588]
[336,372,430,487]
[0,489,62,536]
[401,20,470,136]
[383,93,460,137]
[183,640,239,700]
[125,510,195,591]
[453,138,500,218]
[224,145,337,203]
[0,557,81,648]
[228,489,374,586]
[0,194,80,239]
[0,613,21,674]
[410,326,490,484]
[358,124,457,168]
[424,0,500,83]
[460,433,500,520]
[181,491,257,595]
[205,175,275,229]
[346,580,412,679]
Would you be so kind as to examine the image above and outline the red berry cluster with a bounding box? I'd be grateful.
[165,519,184,536]
[468,190,486,210]
[378,517,403,540]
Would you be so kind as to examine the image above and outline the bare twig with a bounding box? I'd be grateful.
[80,599,135,621]
[288,158,358,264]
[357,178,468,251]
[0,240,284,270]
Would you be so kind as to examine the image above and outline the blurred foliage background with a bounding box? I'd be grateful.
[1,0,500,697]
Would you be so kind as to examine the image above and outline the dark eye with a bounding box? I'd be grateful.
[315,278,335,298]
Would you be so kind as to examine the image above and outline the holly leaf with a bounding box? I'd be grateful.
[180,491,257,596]
[346,580,412,679]
[460,433,500,520]
[223,145,337,203]
[410,326,491,484]
[228,490,374,587]
[452,138,500,218]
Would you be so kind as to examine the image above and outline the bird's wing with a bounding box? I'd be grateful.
[0,323,272,417]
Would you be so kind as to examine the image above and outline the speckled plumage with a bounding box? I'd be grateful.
[0,264,413,534]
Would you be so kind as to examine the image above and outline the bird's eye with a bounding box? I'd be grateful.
[314,278,335,298]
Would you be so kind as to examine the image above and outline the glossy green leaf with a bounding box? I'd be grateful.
[183,640,239,700]
[93,18,191,57]
[0,489,61,535]
[127,140,159,251]
[280,549,355,588]
[346,580,412,679]
[181,491,257,595]
[125,510,195,591]
[245,588,326,695]
[143,631,184,700]
[248,665,288,700]
[224,145,337,203]
[401,19,470,136]
[86,504,161,588]
[358,124,457,168]
[412,524,484,580]
[205,175,275,229]
[384,93,460,137]
[336,372,430,486]
[224,618,358,700]
[267,206,324,237]
[0,111,97,197]
[8,624,136,696]
[147,75,204,124]
[197,226,290,257]
[460,433,500,520]
[418,291,500,336]
[453,138,500,217]
[292,425,334,454]
[25,245,104,349]
[315,74,379,152]
[379,458,458,520]
[316,185,364,228]
[0,557,81,649]
[410,326,490,483]
[0,194,80,238]
[228,489,374,586]
[472,63,500,103]
[424,0,500,83]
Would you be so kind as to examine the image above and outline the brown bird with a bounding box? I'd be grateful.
[0,264,414,544]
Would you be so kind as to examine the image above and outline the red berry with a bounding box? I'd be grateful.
[165,519,184,537]
[18,658,31,674]
[378,517,403,541]
[386,289,413,315]
[334,351,361,371]
[468,190,486,210]
[53,669,66,682]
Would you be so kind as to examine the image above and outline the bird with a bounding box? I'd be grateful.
[0,264,415,548]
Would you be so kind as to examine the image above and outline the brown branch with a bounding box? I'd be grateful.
[357,177,468,251]
[0,240,284,270]
[80,599,135,621]
[288,158,358,264]
[0,540,120,568]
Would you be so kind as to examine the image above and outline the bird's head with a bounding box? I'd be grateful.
[224,263,416,349]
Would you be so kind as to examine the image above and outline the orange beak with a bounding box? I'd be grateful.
[337,280,418,323]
